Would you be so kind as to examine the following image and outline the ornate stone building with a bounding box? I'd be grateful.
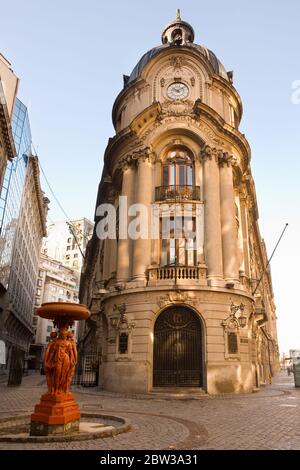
[80,12,279,394]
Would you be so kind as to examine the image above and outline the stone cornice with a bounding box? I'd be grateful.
[193,101,251,164]
[130,101,162,138]
[28,156,48,237]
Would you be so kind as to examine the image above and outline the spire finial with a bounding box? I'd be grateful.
[176,8,181,21]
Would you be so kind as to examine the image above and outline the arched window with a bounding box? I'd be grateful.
[162,148,194,187]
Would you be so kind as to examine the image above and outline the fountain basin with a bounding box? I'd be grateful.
[37,302,90,321]
[0,413,131,442]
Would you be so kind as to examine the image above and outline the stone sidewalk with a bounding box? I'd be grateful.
[0,371,299,450]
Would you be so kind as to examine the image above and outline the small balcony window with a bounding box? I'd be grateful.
[157,147,200,201]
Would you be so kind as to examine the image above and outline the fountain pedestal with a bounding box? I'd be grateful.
[30,302,90,436]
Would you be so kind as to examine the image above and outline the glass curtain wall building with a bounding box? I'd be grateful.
[0,98,31,289]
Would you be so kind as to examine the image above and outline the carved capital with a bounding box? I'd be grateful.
[118,145,154,170]
[200,144,220,163]
[117,154,134,171]
[134,146,154,164]
[218,152,237,168]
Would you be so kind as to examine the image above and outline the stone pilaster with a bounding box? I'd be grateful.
[116,162,135,283]
[240,193,251,279]
[132,154,152,283]
[219,152,239,286]
[201,145,224,286]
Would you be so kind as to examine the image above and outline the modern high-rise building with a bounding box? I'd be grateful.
[0,152,48,380]
[0,54,48,381]
[80,12,279,394]
[42,218,94,273]
[0,98,32,290]
[0,54,16,191]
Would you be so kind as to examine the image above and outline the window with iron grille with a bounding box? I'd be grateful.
[228,332,238,354]
[119,333,128,354]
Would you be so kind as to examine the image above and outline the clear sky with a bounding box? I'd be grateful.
[0,0,299,354]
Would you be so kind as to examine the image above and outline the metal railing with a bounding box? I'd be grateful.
[155,185,201,202]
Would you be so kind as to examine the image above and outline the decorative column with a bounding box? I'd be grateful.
[239,192,251,279]
[132,153,152,283]
[219,152,239,286]
[201,145,223,286]
[150,158,161,267]
[236,194,246,279]
[103,188,117,283]
[116,161,135,283]
[194,153,203,197]
[194,156,205,266]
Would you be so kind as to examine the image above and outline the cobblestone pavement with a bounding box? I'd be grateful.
[0,371,299,450]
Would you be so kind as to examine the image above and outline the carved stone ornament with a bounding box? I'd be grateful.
[218,151,237,167]
[117,146,154,170]
[170,56,184,70]
[158,292,197,308]
[221,315,239,332]
[200,144,236,166]
[112,303,136,331]
[200,144,220,162]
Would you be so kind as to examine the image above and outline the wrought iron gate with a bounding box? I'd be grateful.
[7,346,24,386]
[72,344,100,387]
[153,307,202,387]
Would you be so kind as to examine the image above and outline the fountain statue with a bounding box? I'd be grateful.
[30,302,90,436]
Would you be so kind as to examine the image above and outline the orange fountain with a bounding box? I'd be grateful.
[30,302,90,436]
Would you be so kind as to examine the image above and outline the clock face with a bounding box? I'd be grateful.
[167,82,189,100]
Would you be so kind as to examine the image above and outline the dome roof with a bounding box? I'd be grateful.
[126,43,229,86]
[124,10,229,87]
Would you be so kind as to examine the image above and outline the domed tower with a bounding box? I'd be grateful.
[80,11,279,393]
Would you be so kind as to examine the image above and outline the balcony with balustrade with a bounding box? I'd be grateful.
[147,264,207,287]
[155,185,201,202]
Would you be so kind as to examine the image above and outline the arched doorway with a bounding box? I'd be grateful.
[153,306,203,387]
